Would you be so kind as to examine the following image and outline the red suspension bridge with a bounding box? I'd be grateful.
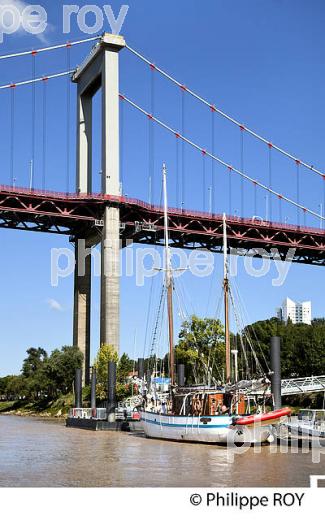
[1,32,324,382]
[0,185,325,265]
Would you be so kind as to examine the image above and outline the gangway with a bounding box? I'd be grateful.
[281,376,325,395]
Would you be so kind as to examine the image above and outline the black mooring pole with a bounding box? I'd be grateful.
[90,367,97,417]
[74,368,82,409]
[107,361,117,423]
[270,336,282,410]
[177,364,185,386]
[146,369,151,391]
[138,358,145,379]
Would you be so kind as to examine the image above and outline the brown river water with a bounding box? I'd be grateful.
[0,415,324,487]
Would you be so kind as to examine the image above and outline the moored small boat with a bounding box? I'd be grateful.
[234,407,291,428]
[141,409,274,444]
[285,409,325,438]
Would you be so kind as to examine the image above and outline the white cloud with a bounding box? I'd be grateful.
[0,0,27,9]
[47,298,63,312]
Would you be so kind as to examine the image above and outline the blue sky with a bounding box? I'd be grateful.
[1,0,325,376]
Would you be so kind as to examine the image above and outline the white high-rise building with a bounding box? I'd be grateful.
[276,297,312,325]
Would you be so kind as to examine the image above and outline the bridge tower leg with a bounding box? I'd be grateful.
[100,38,123,349]
[72,34,126,382]
[73,240,91,385]
[73,72,92,385]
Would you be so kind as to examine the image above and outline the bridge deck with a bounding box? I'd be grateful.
[0,185,325,265]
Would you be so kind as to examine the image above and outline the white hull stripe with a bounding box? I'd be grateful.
[142,418,231,429]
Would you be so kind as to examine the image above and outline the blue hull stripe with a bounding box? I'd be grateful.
[142,418,231,429]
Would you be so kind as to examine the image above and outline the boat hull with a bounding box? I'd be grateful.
[141,411,272,445]
[287,422,325,438]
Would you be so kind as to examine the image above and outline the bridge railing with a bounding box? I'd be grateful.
[281,376,325,395]
[1,183,324,235]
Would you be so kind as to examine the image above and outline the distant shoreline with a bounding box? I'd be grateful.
[0,399,70,419]
[0,410,66,419]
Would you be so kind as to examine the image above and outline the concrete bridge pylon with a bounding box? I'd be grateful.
[72,33,125,384]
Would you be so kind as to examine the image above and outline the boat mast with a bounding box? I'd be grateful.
[223,213,231,383]
[163,164,175,386]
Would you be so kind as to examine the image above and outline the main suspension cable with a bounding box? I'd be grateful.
[0,36,100,61]
[0,70,74,90]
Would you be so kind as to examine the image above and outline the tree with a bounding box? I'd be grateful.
[22,347,48,378]
[93,344,118,386]
[0,375,26,400]
[21,347,49,399]
[175,315,225,384]
[116,354,135,401]
[0,376,9,397]
[117,353,133,382]
[93,347,136,401]
[243,318,325,378]
[46,346,83,397]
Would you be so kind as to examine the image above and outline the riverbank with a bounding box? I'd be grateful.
[0,394,74,418]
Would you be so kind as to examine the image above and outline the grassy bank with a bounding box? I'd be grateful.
[0,393,75,418]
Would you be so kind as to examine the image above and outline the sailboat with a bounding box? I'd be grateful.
[140,164,291,445]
